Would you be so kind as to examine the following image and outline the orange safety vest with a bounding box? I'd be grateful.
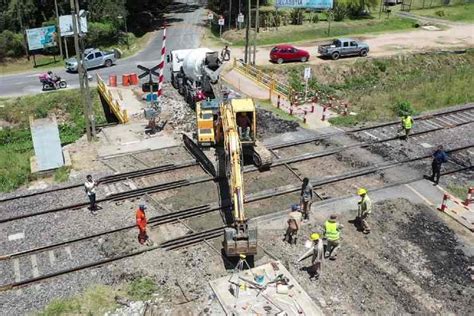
[136,209,147,230]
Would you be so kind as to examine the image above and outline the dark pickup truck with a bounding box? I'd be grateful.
[318,38,370,60]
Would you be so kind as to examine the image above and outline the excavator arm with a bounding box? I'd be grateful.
[221,103,258,256]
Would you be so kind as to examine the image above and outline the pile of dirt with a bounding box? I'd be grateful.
[259,198,473,314]
[256,108,299,139]
[160,84,196,134]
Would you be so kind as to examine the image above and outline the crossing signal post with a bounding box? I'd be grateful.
[137,64,161,134]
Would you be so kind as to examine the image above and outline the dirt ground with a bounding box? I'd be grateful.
[259,198,474,315]
[223,23,474,67]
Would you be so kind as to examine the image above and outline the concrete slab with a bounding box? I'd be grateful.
[96,122,179,158]
[109,86,144,117]
[29,115,64,171]
[209,261,322,315]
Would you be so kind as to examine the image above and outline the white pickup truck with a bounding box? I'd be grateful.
[65,48,117,72]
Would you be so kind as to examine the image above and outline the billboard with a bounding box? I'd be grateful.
[26,26,57,51]
[275,0,333,9]
[59,10,88,37]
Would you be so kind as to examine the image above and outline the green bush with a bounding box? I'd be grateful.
[435,10,445,17]
[393,100,416,116]
[0,30,25,61]
[86,22,119,47]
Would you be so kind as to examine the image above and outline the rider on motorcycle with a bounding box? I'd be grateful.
[45,71,57,87]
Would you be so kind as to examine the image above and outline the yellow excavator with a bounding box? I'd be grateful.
[184,96,271,256]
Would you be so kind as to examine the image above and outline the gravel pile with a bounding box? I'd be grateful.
[257,108,299,139]
[160,84,196,134]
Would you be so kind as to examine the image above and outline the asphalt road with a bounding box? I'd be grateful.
[0,0,206,97]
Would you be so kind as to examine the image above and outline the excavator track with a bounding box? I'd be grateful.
[252,140,273,170]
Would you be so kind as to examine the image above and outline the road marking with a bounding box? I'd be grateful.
[48,250,56,266]
[405,184,434,206]
[64,246,73,259]
[8,232,25,241]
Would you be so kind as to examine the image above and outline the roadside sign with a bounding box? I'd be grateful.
[218,17,225,26]
[26,26,57,50]
[237,13,244,23]
[142,82,159,93]
[304,67,311,80]
[137,64,160,79]
[146,93,158,102]
[208,13,213,20]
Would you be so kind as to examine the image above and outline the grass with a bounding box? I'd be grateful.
[0,32,153,75]
[0,89,105,192]
[216,16,415,46]
[53,166,71,182]
[39,279,158,315]
[127,277,157,301]
[413,3,474,21]
[0,55,63,75]
[446,182,473,200]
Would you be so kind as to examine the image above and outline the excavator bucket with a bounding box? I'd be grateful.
[223,225,257,257]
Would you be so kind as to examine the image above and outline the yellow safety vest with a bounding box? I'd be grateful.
[324,220,340,241]
[402,116,413,129]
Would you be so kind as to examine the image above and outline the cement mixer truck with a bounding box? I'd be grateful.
[167,48,224,108]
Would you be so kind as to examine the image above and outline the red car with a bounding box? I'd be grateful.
[270,45,310,64]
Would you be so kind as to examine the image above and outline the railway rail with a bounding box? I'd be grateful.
[0,145,471,292]
[1,110,473,224]
[2,104,472,205]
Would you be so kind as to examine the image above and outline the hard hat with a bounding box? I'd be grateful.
[291,204,300,212]
[310,233,320,241]
[139,204,146,210]
[239,254,246,259]
[357,188,367,196]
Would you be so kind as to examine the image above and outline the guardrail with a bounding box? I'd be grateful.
[97,74,129,124]
[233,58,293,100]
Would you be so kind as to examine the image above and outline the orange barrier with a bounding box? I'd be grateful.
[129,73,138,85]
[109,74,117,87]
[122,74,130,86]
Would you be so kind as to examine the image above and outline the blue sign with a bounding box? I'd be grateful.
[146,93,158,102]
[26,26,57,51]
[275,0,333,9]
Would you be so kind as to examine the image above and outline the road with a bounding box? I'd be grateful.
[0,0,206,97]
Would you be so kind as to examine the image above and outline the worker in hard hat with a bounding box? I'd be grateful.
[136,204,149,245]
[300,177,314,221]
[357,188,372,234]
[323,214,343,260]
[309,233,324,280]
[283,204,302,244]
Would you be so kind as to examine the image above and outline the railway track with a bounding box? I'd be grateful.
[0,143,471,291]
[2,104,472,205]
[1,109,473,224]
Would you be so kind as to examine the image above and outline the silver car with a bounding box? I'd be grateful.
[65,48,117,72]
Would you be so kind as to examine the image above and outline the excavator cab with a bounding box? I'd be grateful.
[230,99,257,145]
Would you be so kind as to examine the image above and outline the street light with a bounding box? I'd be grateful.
[117,15,129,49]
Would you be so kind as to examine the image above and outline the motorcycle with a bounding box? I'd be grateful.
[39,73,67,90]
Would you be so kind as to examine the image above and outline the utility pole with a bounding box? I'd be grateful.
[244,0,251,63]
[17,1,30,61]
[252,0,259,65]
[228,0,232,30]
[70,0,93,141]
[54,0,63,59]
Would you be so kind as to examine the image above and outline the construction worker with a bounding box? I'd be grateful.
[136,204,149,245]
[300,177,313,221]
[221,45,231,61]
[309,233,324,280]
[323,214,343,260]
[357,188,372,234]
[400,113,414,140]
[84,175,99,213]
[430,145,448,185]
[236,112,251,140]
[283,204,302,244]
